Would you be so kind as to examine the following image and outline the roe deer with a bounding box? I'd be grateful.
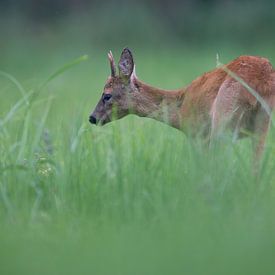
[89,48,275,160]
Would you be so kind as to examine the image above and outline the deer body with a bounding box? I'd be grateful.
[89,49,275,159]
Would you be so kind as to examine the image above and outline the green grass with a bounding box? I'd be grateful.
[0,45,275,275]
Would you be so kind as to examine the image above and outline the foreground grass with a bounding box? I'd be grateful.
[0,48,275,275]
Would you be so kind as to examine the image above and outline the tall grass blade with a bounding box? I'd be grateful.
[39,55,89,91]
[0,91,33,128]
[0,71,29,105]
[16,110,32,162]
[31,96,53,155]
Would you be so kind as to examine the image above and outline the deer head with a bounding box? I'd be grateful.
[89,48,138,125]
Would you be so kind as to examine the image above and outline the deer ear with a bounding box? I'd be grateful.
[108,51,116,77]
[118,48,134,80]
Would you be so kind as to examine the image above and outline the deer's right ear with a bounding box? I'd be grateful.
[118,48,134,81]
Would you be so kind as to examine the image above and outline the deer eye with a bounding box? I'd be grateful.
[103,94,112,102]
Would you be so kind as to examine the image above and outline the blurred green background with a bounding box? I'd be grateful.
[0,1,275,275]
[1,0,275,122]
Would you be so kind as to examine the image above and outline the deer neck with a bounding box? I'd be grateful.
[131,79,185,129]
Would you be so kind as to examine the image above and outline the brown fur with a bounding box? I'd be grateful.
[89,50,275,161]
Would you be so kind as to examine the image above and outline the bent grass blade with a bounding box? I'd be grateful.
[0,70,29,105]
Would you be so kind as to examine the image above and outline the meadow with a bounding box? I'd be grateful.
[0,33,275,274]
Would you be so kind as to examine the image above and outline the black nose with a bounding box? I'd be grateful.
[89,115,97,124]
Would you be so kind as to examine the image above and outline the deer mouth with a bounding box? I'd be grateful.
[99,117,111,125]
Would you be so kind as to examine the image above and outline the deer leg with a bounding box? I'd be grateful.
[251,109,271,172]
[251,92,275,173]
[209,81,240,147]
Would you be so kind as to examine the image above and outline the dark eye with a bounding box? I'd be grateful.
[103,94,112,102]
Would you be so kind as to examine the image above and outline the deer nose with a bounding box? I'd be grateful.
[89,115,97,124]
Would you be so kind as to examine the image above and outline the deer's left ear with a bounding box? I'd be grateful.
[118,48,134,81]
